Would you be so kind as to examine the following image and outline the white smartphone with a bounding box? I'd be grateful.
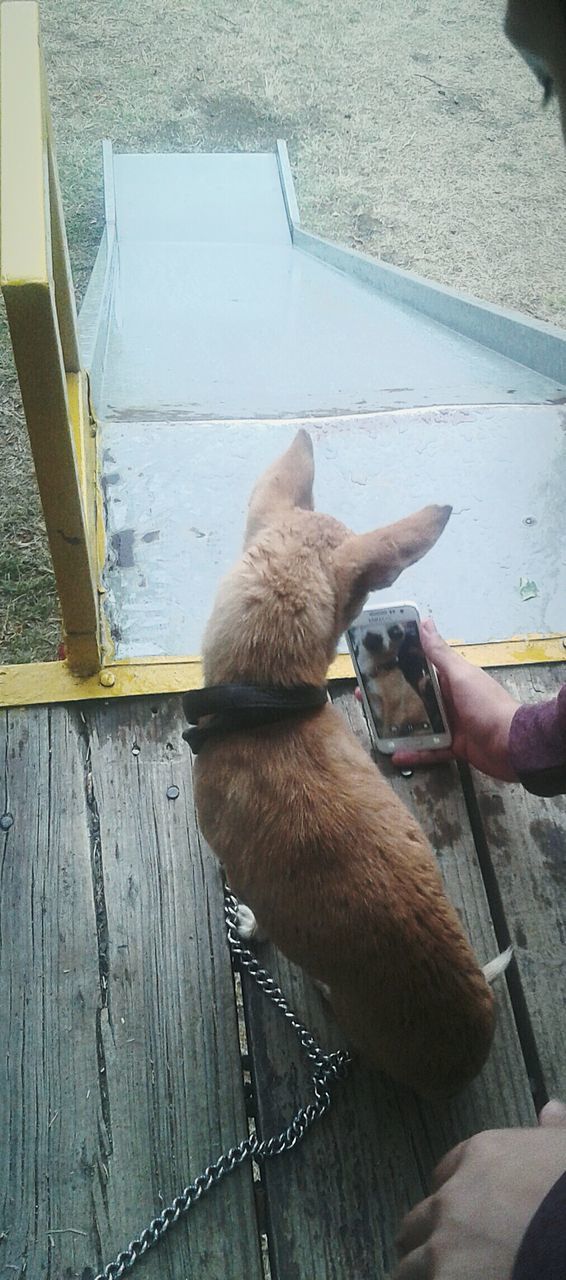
[346,602,452,755]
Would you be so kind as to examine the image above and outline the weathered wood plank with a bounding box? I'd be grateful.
[1,698,263,1280]
[5,670,560,1280]
[0,704,108,1280]
[470,663,566,1100]
[241,686,534,1280]
[83,694,264,1279]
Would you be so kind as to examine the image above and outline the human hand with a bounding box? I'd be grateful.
[394,1100,566,1280]
[390,618,519,779]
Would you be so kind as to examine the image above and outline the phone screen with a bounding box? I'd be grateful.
[347,606,451,752]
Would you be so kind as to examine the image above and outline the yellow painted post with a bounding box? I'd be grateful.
[0,2,101,674]
[43,77,81,375]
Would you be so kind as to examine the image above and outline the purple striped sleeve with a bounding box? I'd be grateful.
[508,685,566,797]
[512,1170,566,1279]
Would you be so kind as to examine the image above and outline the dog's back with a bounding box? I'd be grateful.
[196,704,494,1097]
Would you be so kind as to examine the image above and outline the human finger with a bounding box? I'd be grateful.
[431,1141,466,1191]
[416,620,458,727]
[392,1242,433,1279]
[395,1198,436,1257]
[392,749,454,768]
[419,618,469,682]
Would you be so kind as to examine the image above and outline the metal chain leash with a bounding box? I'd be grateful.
[94,884,351,1280]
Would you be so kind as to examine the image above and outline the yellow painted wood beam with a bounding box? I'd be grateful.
[0,3,47,283]
[43,63,81,374]
[0,2,102,675]
[1,284,102,673]
[0,635,564,709]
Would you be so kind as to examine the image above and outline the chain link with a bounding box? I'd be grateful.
[94,885,351,1280]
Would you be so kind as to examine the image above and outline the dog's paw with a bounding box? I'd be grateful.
[235,903,266,943]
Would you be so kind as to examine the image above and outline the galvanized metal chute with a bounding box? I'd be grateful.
[1,2,565,707]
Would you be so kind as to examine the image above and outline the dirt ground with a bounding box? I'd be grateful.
[1,0,565,662]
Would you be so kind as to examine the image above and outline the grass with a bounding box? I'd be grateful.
[2,0,566,663]
[0,337,60,663]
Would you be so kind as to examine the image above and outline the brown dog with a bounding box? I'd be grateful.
[193,430,499,1099]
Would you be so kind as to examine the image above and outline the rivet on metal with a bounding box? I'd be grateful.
[99,670,115,687]
[166,785,179,800]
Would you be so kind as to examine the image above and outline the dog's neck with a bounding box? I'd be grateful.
[374,657,399,673]
[201,529,344,689]
[183,681,328,753]
[204,655,329,688]
[203,591,335,691]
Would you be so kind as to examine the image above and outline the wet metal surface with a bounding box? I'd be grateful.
[78,148,566,658]
[101,406,566,657]
[93,153,563,420]
[100,239,562,421]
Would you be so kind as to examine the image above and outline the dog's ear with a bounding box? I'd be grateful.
[244,429,315,546]
[334,504,451,617]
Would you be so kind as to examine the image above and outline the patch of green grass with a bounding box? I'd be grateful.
[0,547,59,664]
[0,343,60,663]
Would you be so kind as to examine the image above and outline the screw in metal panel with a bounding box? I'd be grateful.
[99,670,115,687]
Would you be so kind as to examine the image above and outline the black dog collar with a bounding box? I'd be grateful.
[182,682,328,754]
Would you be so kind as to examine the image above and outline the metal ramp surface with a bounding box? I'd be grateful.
[79,144,566,661]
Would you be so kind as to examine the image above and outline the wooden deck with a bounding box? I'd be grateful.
[1,667,565,1280]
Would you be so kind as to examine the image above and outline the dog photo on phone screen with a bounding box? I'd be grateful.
[357,620,444,737]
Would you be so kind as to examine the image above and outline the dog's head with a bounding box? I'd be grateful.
[362,625,405,670]
[203,430,451,686]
